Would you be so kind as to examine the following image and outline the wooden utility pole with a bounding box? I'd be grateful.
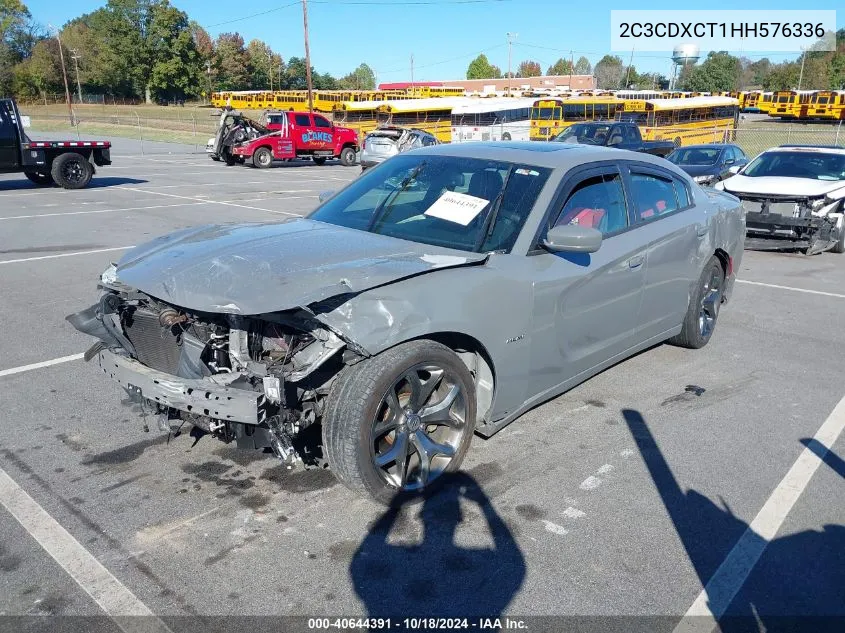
[410,54,414,89]
[53,27,75,124]
[302,0,314,112]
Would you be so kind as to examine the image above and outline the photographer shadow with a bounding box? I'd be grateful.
[350,472,526,622]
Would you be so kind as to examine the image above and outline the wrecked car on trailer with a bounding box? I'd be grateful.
[716,145,845,255]
[68,143,745,502]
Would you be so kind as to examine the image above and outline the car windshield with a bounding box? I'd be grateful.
[308,154,551,253]
[553,124,610,145]
[742,151,845,181]
[667,147,721,166]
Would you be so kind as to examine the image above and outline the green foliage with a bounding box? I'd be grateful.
[574,56,591,75]
[680,51,740,92]
[516,60,541,78]
[466,54,500,80]
[546,58,572,76]
[338,63,375,90]
[594,55,623,89]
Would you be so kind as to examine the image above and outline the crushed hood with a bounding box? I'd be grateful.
[722,176,845,199]
[113,218,486,315]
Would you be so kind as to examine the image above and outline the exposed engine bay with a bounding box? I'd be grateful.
[741,193,845,255]
[68,282,360,469]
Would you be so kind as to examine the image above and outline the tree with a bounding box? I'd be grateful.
[682,51,740,92]
[338,63,375,90]
[593,54,624,89]
[546,58,572,76]
[11,37,60,100]
[190,21,213,61]
[763,62,800,90]
[146,2,203,100]
[466,54,500,79]
[574,55,591,75]
[516,60,541,78]
[1,0,32,95]
[214,32,249,90]
[246,39,281,90]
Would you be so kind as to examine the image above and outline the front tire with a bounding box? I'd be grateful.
[669,255,725,349]
[51,153,93,189]
[252,146,273,168]
[323,340,477,503]
[24,171,53,186]
[339,146,356,166]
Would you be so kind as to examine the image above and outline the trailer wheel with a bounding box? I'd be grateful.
[253,147,273,168]
[24,171,54,186]
[51,153,93,189]
[339,147,356,167]
[313,156,327,166]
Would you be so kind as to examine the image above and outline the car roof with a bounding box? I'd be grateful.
[411,141,674,170]
[765,145,845,155]
[673,143,729,150]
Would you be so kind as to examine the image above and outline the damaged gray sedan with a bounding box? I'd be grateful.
[69,143,745,502]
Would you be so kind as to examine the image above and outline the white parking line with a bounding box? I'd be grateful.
[0,201,206,221]
[673,392,845,632]
[0,353,84,378]
[0,246,132,265]
[737,279,845,299]
[120,186,298,216]
[0,468,171,632]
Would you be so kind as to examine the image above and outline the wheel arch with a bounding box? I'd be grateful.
[379,331,496,425]
[713,247,731,280]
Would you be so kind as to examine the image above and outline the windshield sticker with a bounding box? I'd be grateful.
[424,191,490,226]
[515,168,540,176]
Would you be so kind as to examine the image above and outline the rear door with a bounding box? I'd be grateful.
[0,101,20,169]
[621,163,705,341]
[529,164,648,395]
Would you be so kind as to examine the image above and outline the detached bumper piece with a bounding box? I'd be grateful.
[97,349,268,425]
[745,212,835,253]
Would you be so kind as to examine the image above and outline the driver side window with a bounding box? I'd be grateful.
[552,172,629,236]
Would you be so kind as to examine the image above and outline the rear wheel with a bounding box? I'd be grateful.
[339,146,356,167]
[50,153,93,189]
[323,340,476,503]
[252,146,273,168]
[313,156,327,166]
[502,132,512,141]
[24,171,53,186]
[668,256,725,349]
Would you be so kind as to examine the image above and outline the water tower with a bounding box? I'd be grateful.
[670,43,700,90]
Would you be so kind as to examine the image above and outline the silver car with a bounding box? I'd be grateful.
[360,126,438,170]
[68,143,745,502]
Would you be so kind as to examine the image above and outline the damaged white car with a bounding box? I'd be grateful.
[716,145,845,254]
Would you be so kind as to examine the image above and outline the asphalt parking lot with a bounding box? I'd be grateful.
[1,137,844,633]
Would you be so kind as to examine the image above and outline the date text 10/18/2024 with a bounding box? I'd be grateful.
[307,618,529,630]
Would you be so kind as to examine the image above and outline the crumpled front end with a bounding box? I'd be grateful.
[67,272,360,467]
[740,194,844,254]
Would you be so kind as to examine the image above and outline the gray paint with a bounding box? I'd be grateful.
[81,143,745,436]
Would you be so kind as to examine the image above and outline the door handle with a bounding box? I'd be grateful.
[696,225,708,237]
[628,255,645,269]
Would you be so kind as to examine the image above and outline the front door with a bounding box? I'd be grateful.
[529,166,648,397]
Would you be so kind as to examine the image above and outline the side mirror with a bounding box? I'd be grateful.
[542,224,603,254]
[724,158,735,165]
[728,165,742,175]
[318,190,336,203]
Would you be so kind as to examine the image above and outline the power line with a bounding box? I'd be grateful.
[373,43,505,75]
[207,0,509,28]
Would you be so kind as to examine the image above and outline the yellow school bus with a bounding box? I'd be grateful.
[805,91,845,120]
[768,90,816,119]
[529,97,623,141]
[616,96,739,146]
[374,97,472,141]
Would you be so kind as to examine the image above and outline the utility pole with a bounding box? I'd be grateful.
[70,49,83,103]
[569,49,573,90]
[267,51,274,91]
[301,0,314,112]
[206,61,213,103]
[410,54,414,90]
[50,26,74,125]
[797,47,806,90]
[506,32,517,95]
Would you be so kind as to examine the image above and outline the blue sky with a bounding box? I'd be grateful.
[24,0,843,83]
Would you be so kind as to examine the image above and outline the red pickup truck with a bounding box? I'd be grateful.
[224,111,358,168]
